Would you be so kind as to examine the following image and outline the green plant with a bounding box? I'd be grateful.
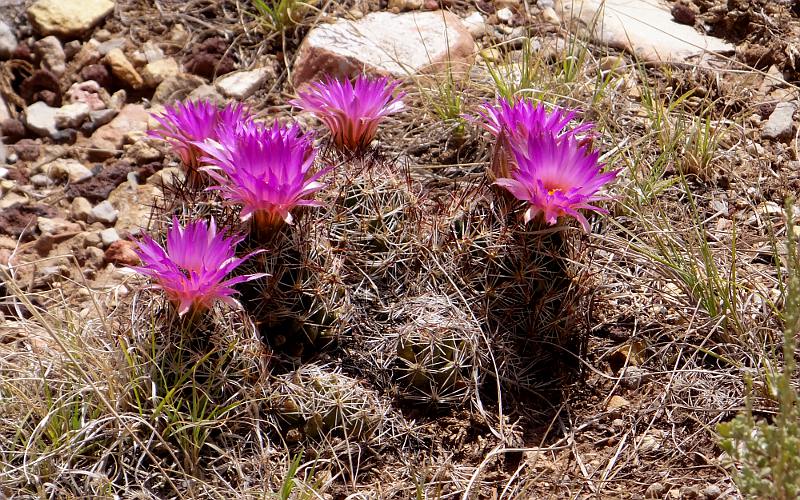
[718,202,800,500]
[251,0,310,32]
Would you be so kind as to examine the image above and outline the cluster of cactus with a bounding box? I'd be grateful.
[268,363,389,441]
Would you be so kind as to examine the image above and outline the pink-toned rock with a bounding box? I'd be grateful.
[90,104,149,157]
[104,239,140,266]
[292,10,476,88]
[66,81,107,111]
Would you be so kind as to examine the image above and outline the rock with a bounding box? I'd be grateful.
[152,73,206,104]
[99,227,119,247]
[20,70,62,107]
[1,119,26,143]
[63,40,81,60]
[762,101,796,141]
[105,48,143,89]
[108,89,126,110]
[27,0,115,38]
[215,67,271,100]
[142,41,164,63]
[388,0,423,12]
[104,239,139,266]
[73,230,102,249]
[702,485,721,499]
[187,84,224,104]
[66,81,107,111]
[141,57,180,87]
[66,40,102,77]
[81,108,117,134]
[70,196,93,221]
[90,199,118,225]
[37,216,80,235]
[13,139,40,161]
[24,102,59,138]
[496,7,514,24]
[0,167,7,179]
[64,160,133,202]
[462,12,487,39]
[606,395,630,410]
[183,37,236,80]
[79,64,111,88]
[125,141,163,164]
[54,102,91,129]
[0,21,17,59]
[82,245,105,269]
[33,36,66,76]
[146,166,184,188]
[90,104,149,156]
[541,6,560,24]
[107,182,160,234]
[0,192,28,210]
[556,0,734,63]
[671,2,697,26]
[42,158,93,183]
[645,483,665,499]
[292,11,476,88]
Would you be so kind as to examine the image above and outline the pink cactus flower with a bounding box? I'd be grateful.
[131,217,264,317]
[198,122,329,234]
[469,98,595,179]
[290,75,405,152]
[149,100,252,173]
[495,133,617,231]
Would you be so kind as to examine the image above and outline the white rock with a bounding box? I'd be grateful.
[107,182,161,233]
[37,216,80,235]
[24,102,59,138]
[463,12,487,39]
[55,102,91,129]
[90,200,118,225]
[27,0,115,38]
[99,227,120,247]
[105,48,143,89]
[70,196,93,221]
[292,11,477,87]
[43,158,93,183]
[762,101,797,141]
[556,0,734,63]
[496,7,514,24]
[141,57,180,88]
[0,21,18,59]
[0,167,8,179]
[215,68,271,100]
[0,192,27,209]
[34,36,66,76]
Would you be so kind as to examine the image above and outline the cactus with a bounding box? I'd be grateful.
[268,363,388,441]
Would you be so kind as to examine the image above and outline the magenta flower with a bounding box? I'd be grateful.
[149,100,252,172]
[495,133,617,231]
[469,98,595,179]
[198,122,329,233]
[130,217,264,317]
[290,75,405,152]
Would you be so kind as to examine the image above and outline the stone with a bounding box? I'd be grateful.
[70,196,92,221]
[146,166,184,188]
[1,118,25,143]
[24,102,59,138]
[66,81,107,111]
[79,64,111,88]
[42,158,93,183]
[702,485,721,499]
[187,84,224,104]
[541,6,560,24]
[0,21,17,59]
[27,0,115,38]
[125,141,163,164]
[762,101,796,141]
[13,139,40,161]
[90,199,118,225]
[98,38,127,57]
[215,68,271,100]
[496,7,513,24]
[81,109,117,135]
[292,11,476,87]
[37,216,80,235]
[33,36,66,76]
[152,74,206,104]
[105,48,143,89]
[556,0,734,63]
[54,102,91,129]
[0,191,27,210]
[104,239,139,266]
[388,0,423,12]
[462,12,487,39]
[31,173,52,187]
[142,41,164,63]
[82,245,105,269]
[63,40,81,60]
[99,227,119,247]
[645,483,665,499]
[606,395,630,410]
[141,57,180,88]
[90,104,149,156]
[107,182,160,234]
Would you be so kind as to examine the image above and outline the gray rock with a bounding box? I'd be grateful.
[0,20,17,59]
[152,73,206,104]
[187,84,224,104]
[24,101,59,138]
[70,196,93,221]
[54,102,91,129]
[462,12,487,39]
[37,216,81,235]
[216,67,272,100]
[81,108,118,134]
[90,200,118,225]
[43,158,93,183]
[99,227,120,247]
[126,141,163,164]
[762,101,797,141]
[73,230,102,248]
[30,173,52,187]
[702,485,721,499]
[82,245,105,269]
[34,36,66,76]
